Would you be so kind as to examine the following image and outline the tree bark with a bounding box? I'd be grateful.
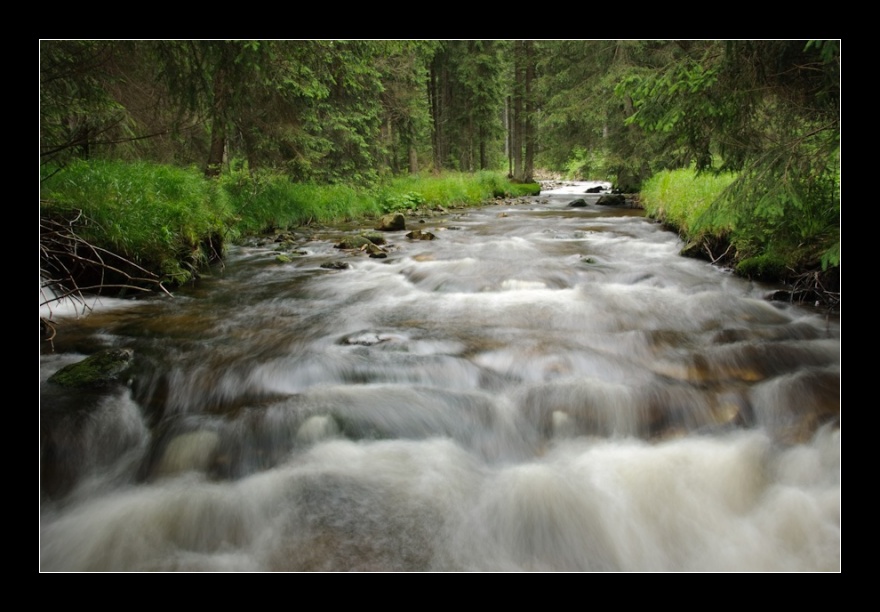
[205,46,232,178]
[511,41,524,181]
[524,40,535,183]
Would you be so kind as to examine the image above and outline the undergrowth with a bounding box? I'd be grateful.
[641,166,840,308]
[40,160,233,287]
[41,160,541,298]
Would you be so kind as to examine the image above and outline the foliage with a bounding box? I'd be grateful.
[220,166,536,235]
[622,40,839,288]
[563,146,612,181]
[374,41,437,175]
[375,171,538,211]
[642,163,839,281]
[428,41,508,172]
[378,190,425,213]
[40,40,538,185]
[537,41,686,188]
[735,253,788,281]
[641,168,736,236]
[40,41,138,170]
[219,163,381,234]
[40,159,233,285]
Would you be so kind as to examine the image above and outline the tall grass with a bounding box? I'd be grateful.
[222,168,540,232]
[41,161,542,289]
[220,167,382,234]
[642,166,840,282]
[375,171,539,212]
[41,160,234,284]
[641,168,736,236]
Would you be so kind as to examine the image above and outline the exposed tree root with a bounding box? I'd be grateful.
[770,267,840,313]
[680,233,839,313]
[40,213,171,347]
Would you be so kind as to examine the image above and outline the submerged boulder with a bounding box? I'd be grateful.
[568,198,588,208]
[596,194,627,207]
[48,348,134,389]
[406,229,436,240]
[335,236,374,250]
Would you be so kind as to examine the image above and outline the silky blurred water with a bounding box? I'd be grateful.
[40,183,840,571]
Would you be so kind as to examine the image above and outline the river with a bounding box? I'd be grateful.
[39,182,840,571]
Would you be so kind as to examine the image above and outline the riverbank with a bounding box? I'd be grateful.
[641,168,840,313]
[40,161,540,314]
[40,182,839,571]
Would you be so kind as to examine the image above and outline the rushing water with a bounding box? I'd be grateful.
[39,183,840,572]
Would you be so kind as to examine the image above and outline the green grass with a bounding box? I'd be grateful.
[42,161,541,291]
[641,168,736,236]
[642,166,840,283]
[375,171,539,212]
[41,160,234,284]
[222,167,539,232]
[220,167,382,234]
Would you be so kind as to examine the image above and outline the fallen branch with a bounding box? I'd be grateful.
[704,241,734,264]
[40,213,172,338]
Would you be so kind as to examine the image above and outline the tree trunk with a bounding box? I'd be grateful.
[428,63,442,171]
[512,42,524,181]
[205,46,231,178]
[205,118,226,178]
[523,40,535,183]
[408,145,419,174]
[479,125,488,170]
[505,95,512,177]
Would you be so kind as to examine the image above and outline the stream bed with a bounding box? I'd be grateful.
[39,182,840,571]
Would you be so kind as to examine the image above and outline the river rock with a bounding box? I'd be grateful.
[596,194,627,207]
[568,198,588,207]
[155,430,220,477]
[584,186,603,194]
[48,348,134,388]
[406,229,436,240]
[362,242,388,258]
[376,213,406,231]
[362,232,387,245]
[335,236,373,250]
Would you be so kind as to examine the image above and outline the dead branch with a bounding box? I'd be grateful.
[704,241,734,264]
[40,213,172,317]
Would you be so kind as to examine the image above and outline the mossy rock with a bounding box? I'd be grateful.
[361,232,387,246]
[335,236,373,250]
[736,254,788,281]
[48,348,135,389]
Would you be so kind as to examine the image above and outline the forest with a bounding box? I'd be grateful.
[40,40,840,310]
[39,42,841,573]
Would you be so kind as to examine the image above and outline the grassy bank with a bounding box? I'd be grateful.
[221,166,540,235]
[641,167,839,306]
[40,160,539,295]
[41,160,234,288]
